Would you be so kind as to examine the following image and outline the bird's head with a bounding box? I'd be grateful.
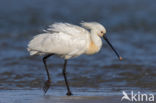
[81,22,122,61]
[81,22,106,37]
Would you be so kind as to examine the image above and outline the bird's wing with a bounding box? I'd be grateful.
[45,22,89,37]
[27,32,88,58]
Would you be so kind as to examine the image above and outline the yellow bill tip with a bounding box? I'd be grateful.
[119,57,123,61]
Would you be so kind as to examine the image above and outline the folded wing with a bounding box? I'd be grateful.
[27,32,88,59]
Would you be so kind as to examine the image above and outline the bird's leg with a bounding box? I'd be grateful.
[42,54,53,94]
[62,60,72,96]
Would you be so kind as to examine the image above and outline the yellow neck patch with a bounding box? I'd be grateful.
[85,40,99,55]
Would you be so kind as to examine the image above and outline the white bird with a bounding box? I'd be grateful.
[27,22,122,96]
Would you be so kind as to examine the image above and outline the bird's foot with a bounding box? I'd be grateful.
[66,91,72,96]
[43,79,51,94]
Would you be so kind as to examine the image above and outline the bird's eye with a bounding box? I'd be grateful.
[101,31,103,33]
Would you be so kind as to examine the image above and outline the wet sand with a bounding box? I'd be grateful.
[0,90,122,103]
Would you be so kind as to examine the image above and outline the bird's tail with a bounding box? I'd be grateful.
[27,48,38,55]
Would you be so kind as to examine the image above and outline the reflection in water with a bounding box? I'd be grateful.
[0,0,156,94]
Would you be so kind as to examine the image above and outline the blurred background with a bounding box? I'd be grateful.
[0,0,156,94]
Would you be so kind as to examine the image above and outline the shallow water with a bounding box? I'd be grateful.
[0,0,156,96]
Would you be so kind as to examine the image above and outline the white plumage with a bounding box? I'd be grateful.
[27,22,106,59]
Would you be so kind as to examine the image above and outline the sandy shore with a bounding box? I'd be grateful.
[0,90,124,103]
[1,90,155,103]
[34,96,121,103]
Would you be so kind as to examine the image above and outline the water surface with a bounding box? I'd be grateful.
[0,0,156,96]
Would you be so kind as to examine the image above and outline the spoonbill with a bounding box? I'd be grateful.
[27,22,122,96]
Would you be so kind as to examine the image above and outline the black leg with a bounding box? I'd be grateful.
[62,60,72,96]
[42,54,53,94]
